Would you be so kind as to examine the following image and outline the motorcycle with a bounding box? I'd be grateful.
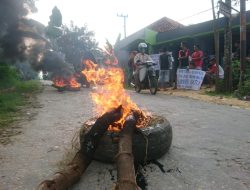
[133,61,158,95]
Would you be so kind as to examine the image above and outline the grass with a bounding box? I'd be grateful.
[0,79,42,128]
[205,90,236,98]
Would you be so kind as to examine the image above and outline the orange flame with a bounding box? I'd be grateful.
[52,75,80,89]
[52,76,66,87]
[82,60,146,130]
[68,76,81,88]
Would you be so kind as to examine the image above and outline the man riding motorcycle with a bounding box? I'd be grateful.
[134,43,152,83]
[133,43,158,94]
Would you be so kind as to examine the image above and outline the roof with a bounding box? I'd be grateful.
[116,17,183,50]
[147,17,184,32]
[157,10,250,44]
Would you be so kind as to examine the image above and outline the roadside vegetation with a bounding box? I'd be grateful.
[206,60,250,99]
[0,63,41,128]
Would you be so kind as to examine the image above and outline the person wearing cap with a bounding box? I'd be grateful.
[205,56,224,87]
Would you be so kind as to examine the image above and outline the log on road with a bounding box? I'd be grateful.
[115,114,139,190]
[37,105,123,190]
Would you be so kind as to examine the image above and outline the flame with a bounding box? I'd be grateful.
[82,59,146,130]
[68,76,81,88]
[52,75,80,89]
[52,76,66,87]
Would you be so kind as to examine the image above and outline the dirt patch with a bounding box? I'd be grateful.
[159,87,250,109]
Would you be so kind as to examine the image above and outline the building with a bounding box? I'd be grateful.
[116,11,250,68]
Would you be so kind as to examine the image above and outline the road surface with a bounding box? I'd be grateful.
[0,85,249,190]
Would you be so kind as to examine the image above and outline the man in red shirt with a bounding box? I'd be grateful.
[191,44,203,70]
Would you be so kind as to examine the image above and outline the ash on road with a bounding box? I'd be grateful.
[0,85,250,190]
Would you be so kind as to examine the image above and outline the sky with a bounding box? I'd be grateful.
[29,0,250,47]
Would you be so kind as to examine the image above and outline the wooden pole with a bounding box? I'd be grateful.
[239,0,246,88]
[224,0,233,92]
[211,0,220,92]
[115,115,139,190]
[37,106,123,190]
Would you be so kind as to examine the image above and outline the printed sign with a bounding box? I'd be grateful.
[219,1,231,18]
[177,69,205,90]
[150,54,160,70]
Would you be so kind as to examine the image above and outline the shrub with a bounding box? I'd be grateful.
[232,60,240,90]
[0,63,20,89]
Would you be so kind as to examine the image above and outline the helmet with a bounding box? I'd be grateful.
[138,42,147,53]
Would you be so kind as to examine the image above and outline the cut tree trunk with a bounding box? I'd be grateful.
[37,106,123,190]
[115,115,139,190]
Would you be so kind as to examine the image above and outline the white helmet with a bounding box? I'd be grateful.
[138,42,147,53]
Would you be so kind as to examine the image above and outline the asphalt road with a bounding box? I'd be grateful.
[74,89,250,190]
[0,86,249,190]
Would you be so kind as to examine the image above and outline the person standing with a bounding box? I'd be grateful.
[159,47,170,91]
[173,41,190,89]
[178,42,190,69]
[191,44,203,70]
[128,50,137,86]
[168,51,175,87]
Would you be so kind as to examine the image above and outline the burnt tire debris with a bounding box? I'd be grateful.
[80,116,172,164]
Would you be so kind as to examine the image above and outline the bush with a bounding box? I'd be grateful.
[0,63,41,128]
[0,63,20,89]
[232,60,240,90]
[15,80,41,93]
[216,78,225,93]
[238,79,250,96]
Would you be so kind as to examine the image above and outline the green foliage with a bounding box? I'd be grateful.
[232,60,240,90]
[15,80,41,93]
[238,61,250,96]
[56,23,98,68]
[48,6,62,27]
[46,7,63,40]
[0,63,20,89]
[238,78,250,96]
[205,90,235,98]
[216,78,225,93]
[0,64,41,127]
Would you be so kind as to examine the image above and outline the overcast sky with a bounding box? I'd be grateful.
[29,0,249,47]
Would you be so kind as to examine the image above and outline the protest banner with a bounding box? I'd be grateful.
[177,69,205,90]
[150,54,160,71]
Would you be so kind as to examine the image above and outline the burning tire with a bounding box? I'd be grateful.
[80,116,172,163]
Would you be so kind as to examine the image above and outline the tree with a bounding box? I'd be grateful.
[49,6,62,27]
[223,0,233,92]
[211,0,220,92]
[46,6,63,41]
[56,22,98,71]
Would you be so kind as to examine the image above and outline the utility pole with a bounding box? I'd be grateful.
[239,0,246,88]
[117,14,128,38]
[224,0,232,92]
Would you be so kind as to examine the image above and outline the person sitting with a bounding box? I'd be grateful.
[205,56,224,87]
[133,42,153,85]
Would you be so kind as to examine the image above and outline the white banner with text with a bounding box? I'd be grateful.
[177,69,205,90]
